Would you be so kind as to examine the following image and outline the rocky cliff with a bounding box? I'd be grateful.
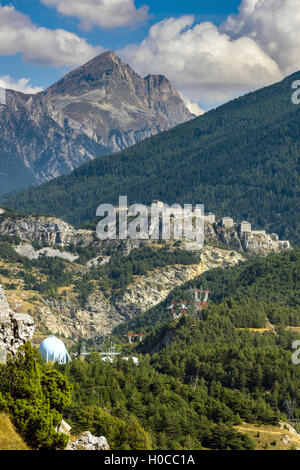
[0,209,290,343]
[0,51,193,194]
[0,211,290,256]
[0,284,35,362]
[0,214,94,246]
[204,221,290,256]
[25,246,244,341]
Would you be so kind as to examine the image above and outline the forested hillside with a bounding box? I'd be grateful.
[114,249,300,335]
[56,250,300,450]
[3,70,300,245]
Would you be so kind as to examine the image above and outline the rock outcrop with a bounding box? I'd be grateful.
[56,419,72,436]
[0,215,94,246]
[0,284,35,362]
[38,293,123,340]
[15,244,79,262]
[280,421,300,437]
[67,432,109,451]
[204,221,290,256]
[0,211,290,257]
[113,245,245,319]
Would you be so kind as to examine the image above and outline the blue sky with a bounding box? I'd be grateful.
[0,1,298,111]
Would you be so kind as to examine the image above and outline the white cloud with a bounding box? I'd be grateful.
[222,0,300,75]
[2,0,300,111]
[120,15,283,106]
[0,5,102,67]
[0,75,44,94]
[40,0,149,29]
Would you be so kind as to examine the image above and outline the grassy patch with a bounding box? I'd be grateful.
[235,423,300,450]
[0,413,29,450]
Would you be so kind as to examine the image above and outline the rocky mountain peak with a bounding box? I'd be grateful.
[144,73,175,89]
[0,51,193,195]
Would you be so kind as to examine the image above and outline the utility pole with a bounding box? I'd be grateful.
[285,399,298,422]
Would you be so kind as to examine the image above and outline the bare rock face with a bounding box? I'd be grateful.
[67,432,109,451]
[204,222,291,256]
[45,52,193,153]
[0,215,94,246]
[39,292,123,340]
[113,245,245,319]
[0,284,35,362]
[14,244,79,262]
[0,212,290,257]
[0,51,193,195]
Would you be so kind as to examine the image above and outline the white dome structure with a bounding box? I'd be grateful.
[39,335,71,364]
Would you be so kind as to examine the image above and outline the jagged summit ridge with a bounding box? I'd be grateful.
[43,51,192,148]
[46,50,179,96]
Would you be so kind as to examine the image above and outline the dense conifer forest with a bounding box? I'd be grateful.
[0,250,299,450]
[56,253,300,450]
[114,249,300,334]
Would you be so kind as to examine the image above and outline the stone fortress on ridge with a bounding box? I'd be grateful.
[150,201,290,254]
[0,202,291,348]
[0,203,290,257]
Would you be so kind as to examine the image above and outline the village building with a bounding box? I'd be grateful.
[220,217,234,228]
[204,213,216,224]
[239,221,252,233]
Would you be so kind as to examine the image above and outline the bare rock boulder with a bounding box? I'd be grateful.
[68,431,109,451]
[282,434,291,445]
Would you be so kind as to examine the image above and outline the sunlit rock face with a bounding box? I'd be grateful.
[0,51,193,195]
[39,335,71,364]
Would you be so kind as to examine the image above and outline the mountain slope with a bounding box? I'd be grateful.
[113,249,300,335]
[0,208,244,341]
[3,70,300,245]
[0,51,192,194]
[0,89,107,193]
